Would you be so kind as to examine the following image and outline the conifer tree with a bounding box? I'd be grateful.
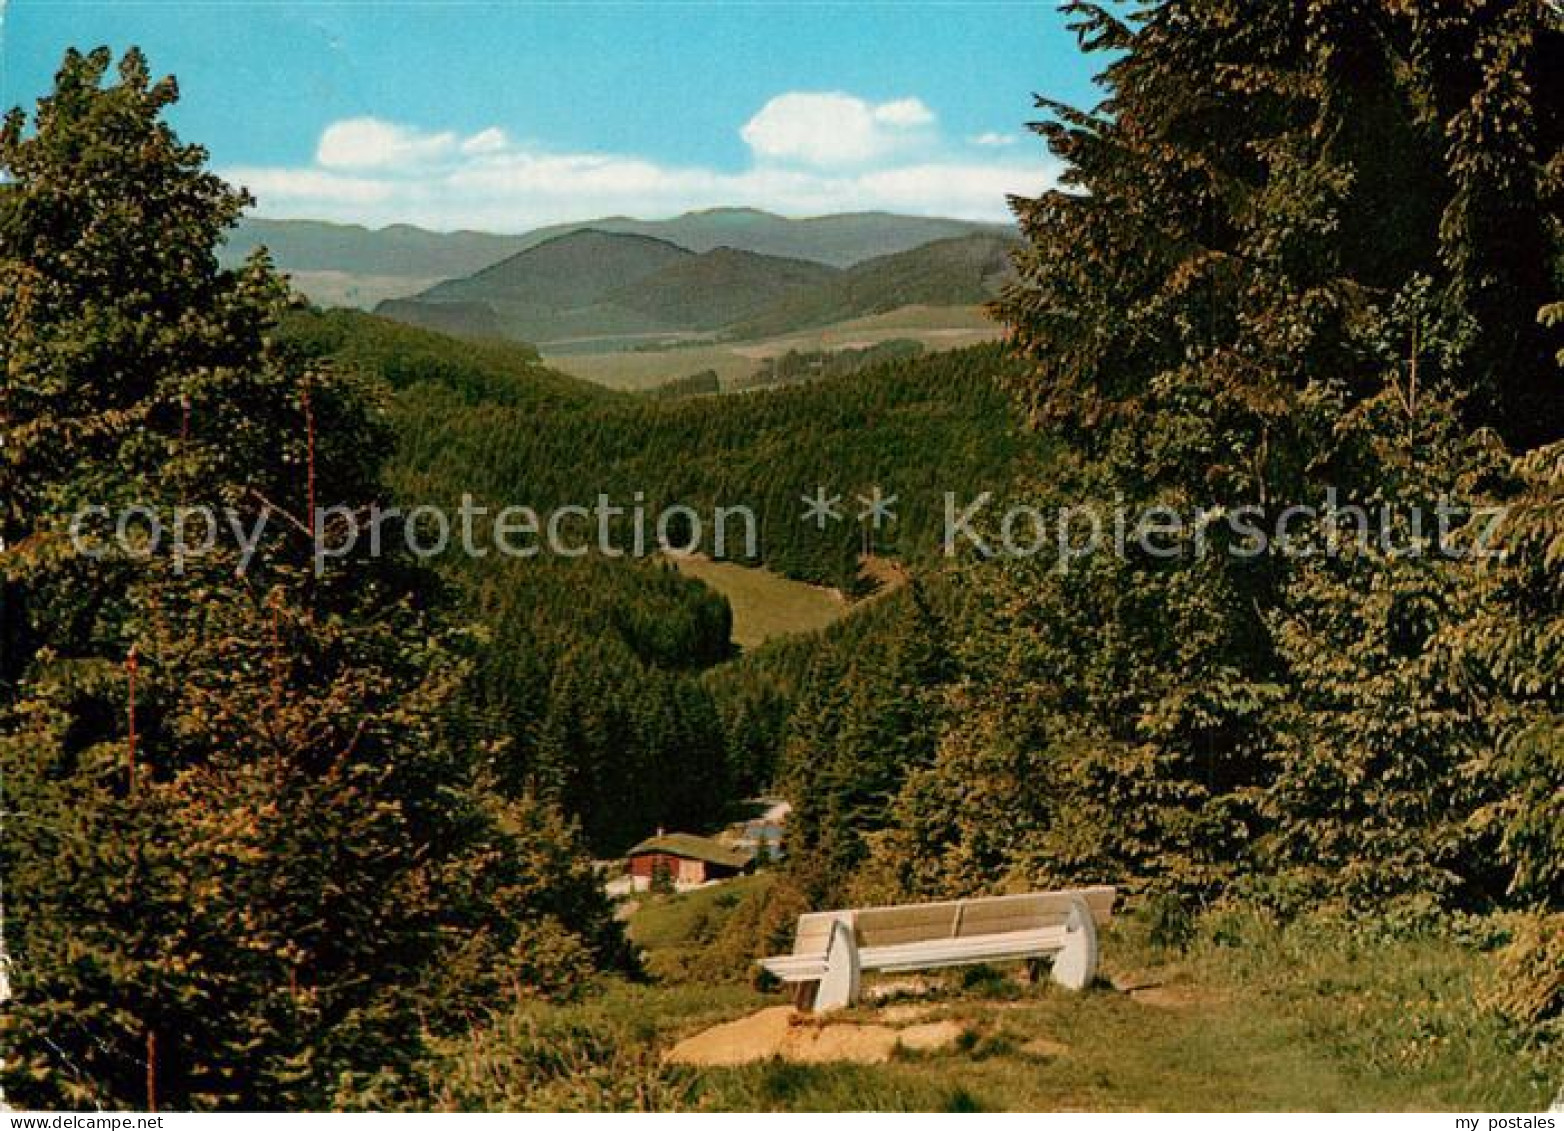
[895,0,1561,907]
[1,48,623,1110]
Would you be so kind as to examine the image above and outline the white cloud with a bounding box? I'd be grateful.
[873,98,937,129]
[317,117,459,171]
[460,127,512,156]
[225,94,1059,231]
[740,92,936,168]
[970,131,1020,148]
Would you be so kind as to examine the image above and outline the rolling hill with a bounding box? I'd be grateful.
[377,231,850,345]
[220,209,1014,309]
[603,247,839,330]
[373,229,1018,348]
[219,218,528,308]
[373,297,508,341]
[502,207,1012,268]
[222,218,525,278]
[422,229,691,312]
[724,232,1021,339]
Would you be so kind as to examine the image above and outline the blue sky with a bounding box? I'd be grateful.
[2,2,1099,230]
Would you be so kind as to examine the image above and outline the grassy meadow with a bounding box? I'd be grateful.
[545,305,1001,390]
[665,555,850,650]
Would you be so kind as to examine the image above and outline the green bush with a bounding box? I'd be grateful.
[427,1001,695,1112]
[1483,913,1564,1037]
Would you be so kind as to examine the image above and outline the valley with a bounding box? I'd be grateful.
[548,304,1000,390]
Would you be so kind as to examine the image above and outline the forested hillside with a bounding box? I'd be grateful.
[377,229,1018,347]
[705,2,1563,1048]
[724,232,1020,339]
[222,209,1012,311]
[275,307,1039,852]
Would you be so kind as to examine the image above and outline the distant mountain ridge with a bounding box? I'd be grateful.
[495,207,1012,268]
[373,227,1019,346]
[220,208,1013,309]
[378,230,851,344]
[725,233,1019,339]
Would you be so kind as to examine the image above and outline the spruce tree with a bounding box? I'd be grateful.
[1,48,623,1110]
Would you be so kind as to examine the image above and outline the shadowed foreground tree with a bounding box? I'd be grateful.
[0,48,624,1110]
[846,2,1561,919]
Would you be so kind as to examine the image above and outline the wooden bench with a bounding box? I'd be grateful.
[758,886,1116,1012]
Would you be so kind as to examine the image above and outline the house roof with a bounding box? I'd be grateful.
[626,833,754,869]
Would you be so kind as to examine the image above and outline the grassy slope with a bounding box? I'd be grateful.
[725,233,1019,341]
[547,305,1002,390]
[627,874,776,953]
[428,886,1562,1112]
[665,556,849,650]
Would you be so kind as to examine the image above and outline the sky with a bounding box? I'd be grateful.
[1,1,1100,232]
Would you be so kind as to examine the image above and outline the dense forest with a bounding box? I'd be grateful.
[375,227,1017,347]
[0,50,628,1109]
[738,0,1563,1029]
[271,307,1037,852]
[1,0,1561,1113]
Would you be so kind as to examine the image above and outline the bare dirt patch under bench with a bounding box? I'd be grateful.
[665,1005,968,1067]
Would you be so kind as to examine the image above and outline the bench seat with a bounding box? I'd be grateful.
[857,925,1074,974]
[759,886,1116,1012]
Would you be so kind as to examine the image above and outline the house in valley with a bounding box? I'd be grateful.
[625,832,755,890]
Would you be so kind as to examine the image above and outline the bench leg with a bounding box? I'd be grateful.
[792,980,819,1011]
[813,918,861,1012]
[1050,896,1099,991]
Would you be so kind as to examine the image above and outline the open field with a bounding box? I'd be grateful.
[667,555,851,650]
[282,269,443,310]
[544,305,1002,391]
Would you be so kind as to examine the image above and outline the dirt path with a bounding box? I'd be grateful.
[665,1006,967,1067]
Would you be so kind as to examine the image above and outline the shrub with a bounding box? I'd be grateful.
[1482,913,1564,1037]
[426,1001,695,1112]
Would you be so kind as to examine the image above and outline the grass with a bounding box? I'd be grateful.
[284,269,441,310]
[627,874,776,953]
[427,887,1562,1111]
[545,305,1001,390]
[666,555,851,650]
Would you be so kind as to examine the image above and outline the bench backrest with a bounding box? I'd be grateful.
[791,886,1116,956]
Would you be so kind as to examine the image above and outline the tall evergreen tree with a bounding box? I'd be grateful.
[0,48,623,1110]
[874,0,1561,908]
